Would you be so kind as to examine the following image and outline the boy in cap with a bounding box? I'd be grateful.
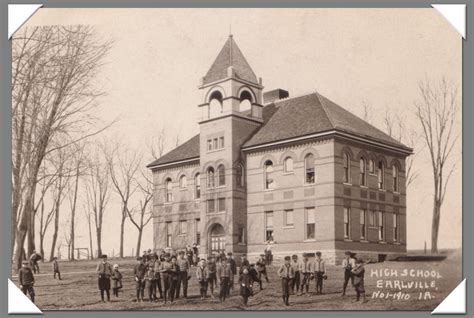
[196,258,208,299]
[133,256,147,302]
[239,254,249,274]
[176,250,190,299]
[248,263,262,290]
[314,251,327,295]
[341,250,356,296]
[277,256,295,306]
[19,261,35,303]
[206,255,217,298]
[351,258,368,303]
[168,256,180,303]
[159,253,173,304]
[291,254,301,294]
[96,254,112,302]
[217,256,233,302]
[52,256,61,280]
[256,254,269,287]
[144,266,155,302]
[151,253,163,300]
[227,252,237,296]
[299,253,313,296]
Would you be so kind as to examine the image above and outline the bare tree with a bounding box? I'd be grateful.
[105,144,140,258]
[415,77,459,253]
[11,25,112,268]
[361,100,373,124]
[128,170,153,257]
[149,128,166,160]
[83,207,95,259]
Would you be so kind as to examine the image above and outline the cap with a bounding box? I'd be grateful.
[113,264,119,269]
[227,252,233,256]
[302,253,308,257]
[292,254,298,258]
[147,249,152,252]
[316,251,322,256]
[284,256,291,261]
[171,256,177,260]
[178,251,185,255]
[345,251,352,256]
[101,254,108,259]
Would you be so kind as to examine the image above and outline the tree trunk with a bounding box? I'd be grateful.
[39,233,45,261]
[431,199,441,254]
[119,211,125,258]
[87,215,94,260]
[70,166,80,261]
[96,225,102,258]
[49,194,60,261]
[27,208,36,257]
[136,229,143,258]
[14,185,36,270]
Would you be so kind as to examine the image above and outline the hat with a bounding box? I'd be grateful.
[52,256,57,260]
[284,256,291,261]
[171,255,177,260]
[249,263,255,266]
[178,250,185,255]
[292,254,298,258]
[164,253,171,258]
[101,254,108,259]
[302,253,308,257]
[316,251,322,256]
[113,264,119,269]
[227,252,233,256]
[241,254,247,258]
[147,249,152,252]
[345,251,352,256]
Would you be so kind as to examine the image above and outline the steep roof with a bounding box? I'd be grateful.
[202,35,258,85]
[243,92,411,151]
[146,134,200,168]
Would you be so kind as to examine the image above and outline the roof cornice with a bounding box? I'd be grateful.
[147,157,200,170]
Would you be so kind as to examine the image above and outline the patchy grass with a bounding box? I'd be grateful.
[12,250,461,311]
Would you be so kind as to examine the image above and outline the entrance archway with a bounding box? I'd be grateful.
[209,223,226,254]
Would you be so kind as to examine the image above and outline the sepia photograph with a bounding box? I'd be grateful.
[8,7,462,312]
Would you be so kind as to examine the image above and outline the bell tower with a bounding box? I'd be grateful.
[197,35,264,259]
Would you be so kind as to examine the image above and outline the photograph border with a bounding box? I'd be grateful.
[0,0,471,317]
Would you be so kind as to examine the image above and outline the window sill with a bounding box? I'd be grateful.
[393,242,401,245]
[282,172,294,175]
[264,188,275,192]
[360,185,368,189]
[378,241,387,244]
[237,242,246,246]
[303,239,316,242]
[393,191,400,195]
[343,182,352,186]
[360,239,369,243]
[343,238,353,242]
[303,183,316,187]
[178,234,187,237]
[207,211,226,215]
[282,225,295,229]
[179,188,187,191]
[378,189,386,192]
[207,148,225,154]
[164,202,173,205]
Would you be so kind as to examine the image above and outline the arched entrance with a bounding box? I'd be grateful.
[209,223,226,254]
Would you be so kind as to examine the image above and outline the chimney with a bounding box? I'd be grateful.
[263,89,289,104]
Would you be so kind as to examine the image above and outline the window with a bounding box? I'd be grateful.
[378,211,385,241]
[207,199,215,213]
[179,220,187,235]
[283,157,294,173]
[378,161,385,189]
[265,211,274,241]
[207,167,215,188]
[369,159,375,174]
[236,165,244,188]
[368,210,376,227]
[219,136,225,148]
[360,158,367,186]
[179,175,187,188]
[344,207,351,239]
[207,139,212,151]
[166,222,172,247]
[284,209,294,227]
[305,154,315,184]
[264,160,274,190]
[165,178,173,202]
[237,225,245,244]
[392,165,399,192]
[393,214,399,242]
[213,138,218,150]
[194,173,201,199]
[306,207,315,240]
[360,210,367,239]
[218,198,226,212]
[217,164,225,186]
[195,218,201,245]
[343,153,350,183]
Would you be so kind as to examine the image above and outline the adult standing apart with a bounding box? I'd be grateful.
[133,256,147,302]
[290,254,301,294]
[151,253,163,300]
[341,251,356,296]
[96,254,112,302]
[226,252,237,296]
[29,250,42,274]
[264,240,273,266]
[176,250,190,299]
[217,256,233,302]
[186,245,194,266]
[313,251,327,295]
[206,255,217,298]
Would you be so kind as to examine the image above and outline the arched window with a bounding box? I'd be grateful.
[207,167,215,188]
[179,175,187,188]
[305,154,315,184]
[283,157,294,173]
[369,159,375,174]
[264,160,274,190]
[343,153,350,183]
[165,178,173,202]
[194,173,201,199]
[239,90,253,112]
[236,164,244,188]
[217,164,226,186]
[209,91,223,118]
[359,158,367,186]
[392,165,399,192]
[377,161,385,189]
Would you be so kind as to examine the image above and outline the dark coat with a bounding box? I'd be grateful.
[228,258,237,275]
[19,267,34,286]
[111,270,123,289]
[134,263,147,280]
[239,273,252,297]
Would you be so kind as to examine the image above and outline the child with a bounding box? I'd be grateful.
[217,257,233,302]
[314,251,327,295]
[145,267,155,302]
[52,256,61,280]
[239,267,252,306]
[96,254,112,302]
[196,259,208,299]
[256,254,269,289]
[206,255,217,298]
[291,254,301,294]
[133,256,147,302]
[299,253,313,296]
[169,256,180,303]
[19,261,35,303]
[341,250,355,296]
[351,258,368,303]
[111,264,123,297]
[277,256,295,306]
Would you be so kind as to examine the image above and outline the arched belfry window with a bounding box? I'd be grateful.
[194,173,201,199]
[343,153,351,183]
[392,164,399,192]
[209,90,223,118]
[378,161,385,189]
[360,157,367,186]
[236,164,244,188]
[165,178,173,202]
[305,154,315,184]
[207,167,215,188]
[264,160,274,190]
[239,90,253,112]
[217,164,226,186]
[283,157,294,173]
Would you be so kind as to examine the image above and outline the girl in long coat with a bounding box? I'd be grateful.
[239,268,253,306]
[111,264,123,297]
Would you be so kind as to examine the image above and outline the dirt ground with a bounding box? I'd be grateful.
[11,250,461,311]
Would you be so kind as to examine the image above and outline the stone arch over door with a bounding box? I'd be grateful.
[208,223,226,255]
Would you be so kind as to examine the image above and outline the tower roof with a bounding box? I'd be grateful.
[202,35,258,86]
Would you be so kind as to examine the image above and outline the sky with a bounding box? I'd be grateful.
[23,8,462,258]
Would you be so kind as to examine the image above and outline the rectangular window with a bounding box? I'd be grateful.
[368,210,376,227]
[284,209,294,227]
[265,211,274,241]
[344,207,351,239]
[393,214,399,242]
[207,139,212,151]
[166,222,172,247]
[378,211,385,241]
[393,166,399,192]
[218,198,226,212]
[195,218,201,245]
[237,225,245,244]
[219,136,225,148]
[213,138,218,150]
[360,210,367,239]
[306,207,315,240]
[207,199,215,213]
[179,220,187,235]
